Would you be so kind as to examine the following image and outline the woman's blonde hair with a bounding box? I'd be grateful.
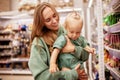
[31,2,59,47]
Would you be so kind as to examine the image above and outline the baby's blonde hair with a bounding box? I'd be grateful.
[64,12,83,29]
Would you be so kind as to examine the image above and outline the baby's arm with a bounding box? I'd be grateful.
[84,45,95,54]
[50,35,67,73]
[49,48,60,73]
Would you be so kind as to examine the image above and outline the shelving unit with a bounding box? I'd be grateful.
[87,0,105,80]
[105,64,120,80]
[0,11,32,76]
[87,0,120,80]
[103,0,120,80]
[0,69,31,75]
[0,31,13,70]
[0,10,33,80]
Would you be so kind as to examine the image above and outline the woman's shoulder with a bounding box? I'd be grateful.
[57,34,66,41]
[32,37,46,47]
[58,25,66,36]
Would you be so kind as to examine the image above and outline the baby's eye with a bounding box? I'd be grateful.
[70,31,74,33]
[53,13,57,18]
[77,32,80,34]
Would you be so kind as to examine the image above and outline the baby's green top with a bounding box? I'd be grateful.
[53,34,89,69]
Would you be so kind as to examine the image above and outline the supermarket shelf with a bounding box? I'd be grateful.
[0,31,12,34]
[105,64,120,80]
[103,26,109,32]
[0,58,29,64]
[0,46,12,49]
[108,22,120,33]
[104,46,120,59]
[0,38,12,41]
[0,10,32,19]
[103,22,120,33]
[0,8,82,19]
[57,8,82,13]
[0,69,31,75]
[28,8,82,15]
[0,60,11,64]
[10,58,29,62]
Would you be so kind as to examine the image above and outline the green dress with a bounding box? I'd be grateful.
[28,26,89,80]
[53,34,89,69]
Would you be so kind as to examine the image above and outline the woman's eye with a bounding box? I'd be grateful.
[45,18,50,22]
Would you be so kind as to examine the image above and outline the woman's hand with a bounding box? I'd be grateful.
[62,36,75,53]
[61,67,70,71]
[77,69,88,80]
[75,64,88,80]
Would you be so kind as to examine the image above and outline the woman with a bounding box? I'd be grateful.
[28,2,88,80]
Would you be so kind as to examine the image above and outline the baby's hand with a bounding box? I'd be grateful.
[84,46,96,54]
[49,63,59,73]
[90,48,96,54]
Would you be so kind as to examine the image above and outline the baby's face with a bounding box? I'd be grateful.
[67,22,82,40]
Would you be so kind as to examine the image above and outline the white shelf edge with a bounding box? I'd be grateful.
[0,69,31,75]
[10,58,29,62]
[105,64,120,78]
[104,46,120,52]
[57,8,82,13]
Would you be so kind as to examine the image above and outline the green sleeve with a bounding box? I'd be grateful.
[79,36,89,48]
[53,35,66,49]
[28,38,78,80]
[73,36,89,61]
[57,26,66,36]
[74,46,89,61]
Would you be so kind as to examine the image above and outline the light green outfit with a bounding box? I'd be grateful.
[53,34,89,70]
[28,26,89,80]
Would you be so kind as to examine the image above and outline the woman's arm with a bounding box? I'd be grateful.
[28,40,78,80]
[62,36,89,61]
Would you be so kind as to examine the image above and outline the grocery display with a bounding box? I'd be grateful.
[0,29,13,69]
[0,12,32,74]
[103,0,120,79]
[87,0,120,80]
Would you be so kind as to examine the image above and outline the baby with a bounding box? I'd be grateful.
[49,12,95,73]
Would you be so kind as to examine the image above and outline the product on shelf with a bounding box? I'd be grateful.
[103,12,120,26]
[0,23,30,70]
[18,0,39,11]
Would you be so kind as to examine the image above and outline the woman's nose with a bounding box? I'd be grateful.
[52,18,57,23]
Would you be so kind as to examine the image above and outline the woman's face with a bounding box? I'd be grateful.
[42,7,59,31]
